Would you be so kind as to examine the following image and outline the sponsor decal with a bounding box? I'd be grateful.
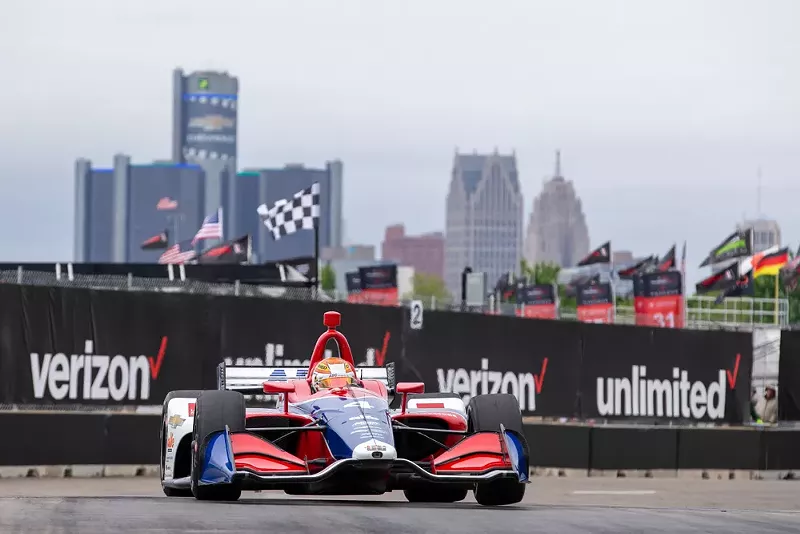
[366,444,386,452]
[343,401,373,409]
[168,414,185,428]
[167,433,175,449]
[30,338,167,402]
[595,356,740,419]
[436,357,548,412]
[188,403,196,417]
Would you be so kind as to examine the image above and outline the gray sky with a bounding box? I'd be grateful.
[1,0,798,287]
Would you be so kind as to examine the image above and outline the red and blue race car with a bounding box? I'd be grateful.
[160,311,530,505]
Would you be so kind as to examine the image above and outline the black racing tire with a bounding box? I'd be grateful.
[190,390,246,501]
[467,394,527,506]
[403,486,469,503]
[160,390,204,497]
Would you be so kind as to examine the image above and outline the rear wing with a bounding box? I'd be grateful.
[217,361,396,395]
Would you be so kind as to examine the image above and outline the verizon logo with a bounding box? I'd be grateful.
[30,339,167,401]
[436,358,547,412]
[596,358,740,420]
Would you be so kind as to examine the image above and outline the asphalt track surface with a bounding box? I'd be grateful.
[0,478,798,533]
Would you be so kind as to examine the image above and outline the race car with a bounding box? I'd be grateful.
[160,310,530,505]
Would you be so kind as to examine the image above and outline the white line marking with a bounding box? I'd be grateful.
[571,490,657,495]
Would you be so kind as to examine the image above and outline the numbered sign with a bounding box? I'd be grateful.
[409,300,424,330]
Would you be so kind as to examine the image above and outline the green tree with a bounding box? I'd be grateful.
[519,259,561,285]
[320,263,336,291]
[406,273,451,302]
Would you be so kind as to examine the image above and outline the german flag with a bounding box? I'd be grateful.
[754,248,789,278]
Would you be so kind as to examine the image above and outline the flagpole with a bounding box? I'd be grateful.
[774,274,779,325]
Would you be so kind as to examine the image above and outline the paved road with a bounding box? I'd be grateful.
[0,477,797,533]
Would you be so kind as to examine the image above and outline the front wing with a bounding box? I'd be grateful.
[196,426,529,491]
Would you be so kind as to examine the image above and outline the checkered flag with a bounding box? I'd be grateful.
[257,182,320,240]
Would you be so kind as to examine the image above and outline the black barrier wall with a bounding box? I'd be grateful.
[0,284,754,424]
[779,330,800,420]
[399,308,753,424]
[0,284,402,406]
[1,412,798,471]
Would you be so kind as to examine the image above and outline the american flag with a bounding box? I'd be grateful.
[192,208,223,244]
[158,240,196,264]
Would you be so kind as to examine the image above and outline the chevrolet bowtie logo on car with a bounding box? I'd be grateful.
[188,114,235,131]
[168,414,185,428]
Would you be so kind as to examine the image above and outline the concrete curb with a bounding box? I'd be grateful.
[0,465,796,481]
[0,465,159,478]
[530,467,798,480]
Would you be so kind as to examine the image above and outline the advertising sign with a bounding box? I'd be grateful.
[515,284,558,319]
[183,93,237,161]
[576,282,614,324]
[634,271,684,328]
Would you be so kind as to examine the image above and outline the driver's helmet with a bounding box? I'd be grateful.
[311,357,358,390]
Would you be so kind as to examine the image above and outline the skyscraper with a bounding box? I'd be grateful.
[382,224,444,279]
[172,68,238,235]
[74,155,206,262]
[234,162,344,262]
[523,151,590,268]
[444,150,524,295]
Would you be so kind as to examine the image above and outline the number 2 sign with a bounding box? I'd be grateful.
[409,300,423,330]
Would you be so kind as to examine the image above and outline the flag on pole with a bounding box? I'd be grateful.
[753,248,790,278]
[656,244,676,271]
[141,229,169,250]
[156,197,178,210]
[715,271,754,304]
[696,262,741,294]
[680,241,686,275]
[576,241,610,266]
[699,229,752,267]
[158,240,196,264]
[257,182,320,240]
[192,208,223,244]
[617,255,657,279]
[198,235,251,263]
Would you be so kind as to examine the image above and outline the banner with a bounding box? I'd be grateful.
[357,265,399,306]
[0,284,402,407]
[515,284,558,319]
[345,271,362,303]
[579,324,752,423]
[634,271,684,328]
[399,308,582,417]
[576,282,614,324]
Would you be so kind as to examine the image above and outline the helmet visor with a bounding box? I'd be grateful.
[318,376,356,389]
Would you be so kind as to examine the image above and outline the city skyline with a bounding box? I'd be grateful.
[3,0,799,290]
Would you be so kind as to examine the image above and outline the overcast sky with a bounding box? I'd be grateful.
[1,0,798,286]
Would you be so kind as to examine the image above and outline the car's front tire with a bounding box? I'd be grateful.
[160,390,204,497]
[467,394,528,506]
[190,390,246,501]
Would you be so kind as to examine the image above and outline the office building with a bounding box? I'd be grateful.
[444,149,524,295]
[234,162,344,262]
[74,154,206,262]
[321,245,376,262]
[172,68,238,227]
[381,224,444,279]
[523,151,590,268]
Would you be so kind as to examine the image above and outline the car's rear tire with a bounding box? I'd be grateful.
[190,390,246,501]
[467,394,527,506]
[160,390,204,497]
[403,486,469,503]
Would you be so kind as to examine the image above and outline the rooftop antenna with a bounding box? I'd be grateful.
[554,150,562,178]
[757,166,762,217]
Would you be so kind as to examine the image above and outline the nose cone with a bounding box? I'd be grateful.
[352,440,397,461]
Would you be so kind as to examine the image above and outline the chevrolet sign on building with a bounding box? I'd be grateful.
[172,69,239,163]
